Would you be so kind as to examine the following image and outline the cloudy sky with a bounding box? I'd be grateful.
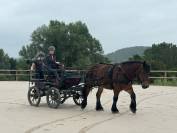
[0,0,177,57]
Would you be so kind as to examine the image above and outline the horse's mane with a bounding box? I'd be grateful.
[121,61,143,65]
[98,61,150,73]
[121,61,150,73]
[99,63,113,65]
[99,61,143,65]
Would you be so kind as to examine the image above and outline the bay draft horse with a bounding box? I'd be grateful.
[81,61,150,113]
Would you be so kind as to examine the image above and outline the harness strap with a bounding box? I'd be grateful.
[109,64,133,88]
[109,64,118,89]
[119,67,133,82]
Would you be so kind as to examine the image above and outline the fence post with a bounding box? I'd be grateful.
[16,71,18,81]
[164,71,167,84]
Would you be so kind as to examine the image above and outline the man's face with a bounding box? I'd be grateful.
[49,50,55,55]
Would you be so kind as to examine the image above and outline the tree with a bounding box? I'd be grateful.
[0,49,14,80]
[144,42,177,70]
[129,54,143,61]
[19,20,109,68]
[9,58,17,70]
[129,42,177,70]
[0,49,10,69]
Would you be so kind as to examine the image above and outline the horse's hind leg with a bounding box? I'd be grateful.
[125,86,137,113]
[96,86,104,111]
[81,85,91,109]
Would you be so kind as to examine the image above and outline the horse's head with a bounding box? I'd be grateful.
[136,61,150,89]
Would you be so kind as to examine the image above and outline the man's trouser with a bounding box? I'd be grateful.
[48,68,60,81]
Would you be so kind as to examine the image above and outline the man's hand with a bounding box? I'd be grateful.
[30,63,35,71]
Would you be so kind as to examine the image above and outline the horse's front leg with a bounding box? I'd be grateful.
[126,86,137,113]
[81,85,91,109]
[96,86,104,111]
[111,87,120,113]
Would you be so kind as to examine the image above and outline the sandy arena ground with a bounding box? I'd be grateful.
[0,81,177,133]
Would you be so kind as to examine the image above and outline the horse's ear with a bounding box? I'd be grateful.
[143,61,151,73]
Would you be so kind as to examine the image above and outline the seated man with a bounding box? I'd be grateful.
[45,46,64,85]
[31,51,45,80]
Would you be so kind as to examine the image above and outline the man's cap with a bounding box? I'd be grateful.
[48,46,55,51]
[35,51,45,58]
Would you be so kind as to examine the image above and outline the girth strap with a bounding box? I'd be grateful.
[108,64,119,89]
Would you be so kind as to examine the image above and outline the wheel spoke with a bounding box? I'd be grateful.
[46,87,60,108]
[31,97,35,103]
[28,86,41,107]
[73,93,83,106]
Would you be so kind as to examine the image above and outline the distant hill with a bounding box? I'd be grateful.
[106,46,149,63]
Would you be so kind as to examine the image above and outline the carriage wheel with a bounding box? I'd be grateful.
[28,86,41,107]
[73,93,83,106]
[46,87,60,109]
[60,93,66,104]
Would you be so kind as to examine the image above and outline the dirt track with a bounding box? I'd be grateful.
[0,81,177,133]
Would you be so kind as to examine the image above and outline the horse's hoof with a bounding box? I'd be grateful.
[130,108,137,114]
[81,102,87,109]
[81,105,86,110]
[96,106,104,111]
[112,110,119,114]
[130,104,137,113]
[111,107,119,114]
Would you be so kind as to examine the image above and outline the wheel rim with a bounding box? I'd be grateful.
[47,88,60,108]
[28,87,40,106]
[73,93,83,105]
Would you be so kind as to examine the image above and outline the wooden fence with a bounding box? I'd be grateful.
[0,69,177,81]
[150,70,177,79]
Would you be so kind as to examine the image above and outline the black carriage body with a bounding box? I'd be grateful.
[62,76,81,89]
[28,69,84,108]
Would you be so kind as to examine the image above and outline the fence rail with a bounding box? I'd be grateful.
[150,70,177,79]
[0,69,86,81]
[0,69,177,81]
